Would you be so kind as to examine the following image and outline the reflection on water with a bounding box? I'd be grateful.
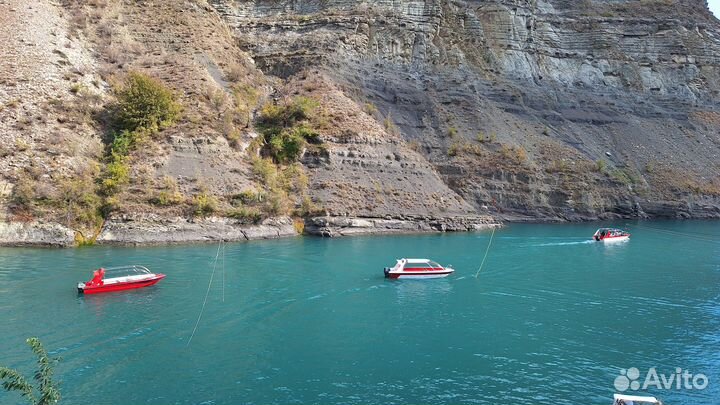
[393,278,453,305]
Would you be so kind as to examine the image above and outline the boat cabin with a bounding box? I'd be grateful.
[397,259,444,271]
[612,393,662,405]
[593,228,630,241]
[384,258,454,279]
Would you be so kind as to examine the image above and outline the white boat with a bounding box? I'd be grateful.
[384,258,454,279]
[593,228,630,242]
[612,393,663,405]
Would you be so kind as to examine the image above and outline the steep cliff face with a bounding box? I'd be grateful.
[1,0,719,245]
[212,0,720,220]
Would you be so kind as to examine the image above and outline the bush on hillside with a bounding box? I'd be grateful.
[191,191,218,217]
[115,71,181,134]
[256,97,320,163]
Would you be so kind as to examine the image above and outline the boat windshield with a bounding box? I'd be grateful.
[404,261,442,269]
[101,265,151,277]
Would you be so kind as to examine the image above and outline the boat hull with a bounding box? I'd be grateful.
[385,270,454,279]
[597,235,630,243]
[78,274,165,294]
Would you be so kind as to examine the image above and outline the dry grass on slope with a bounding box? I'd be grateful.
[62,0,272,216]
[0,0,105,228]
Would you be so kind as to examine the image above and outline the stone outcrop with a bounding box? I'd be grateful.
[0,222,76,247]
[305,214,499,237]
[96,214,297,245]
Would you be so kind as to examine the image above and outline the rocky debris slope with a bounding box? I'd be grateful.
[212,0,720,221]
[288,74,478,218]
[0,0,104,220]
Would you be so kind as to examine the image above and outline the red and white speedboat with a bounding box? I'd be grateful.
[78,265,165,294]
[593,228,630,242]
[384,258,454,279]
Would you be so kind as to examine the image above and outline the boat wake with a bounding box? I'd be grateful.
[532,240,595,247]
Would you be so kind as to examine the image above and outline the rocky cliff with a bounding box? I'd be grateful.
[212,0,720,221]
[0,0,718,245]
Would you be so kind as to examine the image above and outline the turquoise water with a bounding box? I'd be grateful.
[0,221,718,405]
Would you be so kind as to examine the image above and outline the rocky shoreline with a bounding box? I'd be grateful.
[0,214,502,247]
[95,215,298,246]
[4,207,719,247]
[304,215,500,237]
[0,216,298,248]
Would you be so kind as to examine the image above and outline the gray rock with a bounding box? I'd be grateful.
[0,221,75,247]
[97,215,297,245]
[304,215,500,237]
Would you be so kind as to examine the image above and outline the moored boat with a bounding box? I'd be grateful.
[384,258,454,279]
[78,265,165,294]
[612,393,662,405]
[593,228,630,242]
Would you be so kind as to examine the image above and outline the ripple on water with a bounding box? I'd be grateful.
[0,222,718,405]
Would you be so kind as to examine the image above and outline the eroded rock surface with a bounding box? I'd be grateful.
[213,0,720,220]
[97,214,296,245]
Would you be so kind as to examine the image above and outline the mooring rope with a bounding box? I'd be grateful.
[187,241,223,346]
[474,226,496,278]
[221,239,226,303]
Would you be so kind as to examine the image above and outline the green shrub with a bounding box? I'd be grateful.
[282,164,309,193]
[57,174,102,227]
[15,139,29,152]
[383,116,397,134]
[269,128,306,164]
[257,96,317,132]
[265,188,290,216]
[114,71,181,133]
[298,195,320,217]
[252,158,279,187]
[192,192,218,217]
[149,176,183,206]
[227,207,262,223]
[499,145,528,163]
[610,168,638,185]
[11,176,36,209]
[596,159,608,173]
[0,337,61,405]
[256,97,320,163]
[610,169,631,185]
[101,157,130,196]
[233,83,259,108]
[448,127,458,138]
[363,102,378,116]
[150,191,183,206]
[99,128,147,197]
[232,190,262,205]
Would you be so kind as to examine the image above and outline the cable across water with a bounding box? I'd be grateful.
[187,240,224,346]
[474,226,496,278]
